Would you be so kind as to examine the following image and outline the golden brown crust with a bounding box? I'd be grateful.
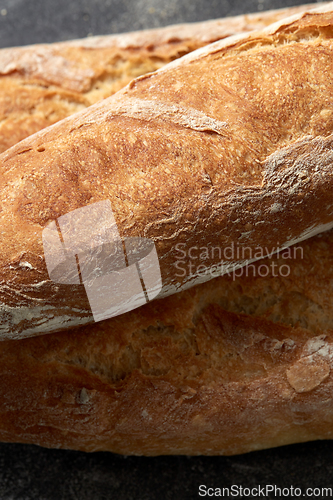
[0,3,326,153]
[1,227,333,455]
[1,3,333,455]
[1,4,333,339]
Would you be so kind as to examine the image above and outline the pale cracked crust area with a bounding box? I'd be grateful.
[1,228,333,454]
[1,7,333,338]
[0,3,326,153]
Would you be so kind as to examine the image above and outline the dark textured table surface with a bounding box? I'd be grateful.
[0,0,332,499]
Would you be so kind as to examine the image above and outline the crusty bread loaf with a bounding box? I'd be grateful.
[0,2,326,154]
[1,226,333,455]
[1,3,333,340]
[0,4,333,456]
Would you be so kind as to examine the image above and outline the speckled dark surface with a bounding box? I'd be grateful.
[0,0,321,48]
[0,0,332,499]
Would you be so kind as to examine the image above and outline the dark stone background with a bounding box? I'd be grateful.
[0,0,332,498]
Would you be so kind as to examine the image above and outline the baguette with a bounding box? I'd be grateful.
[1,3,333,340]
[1,4,333,455]
[1,226,333,455]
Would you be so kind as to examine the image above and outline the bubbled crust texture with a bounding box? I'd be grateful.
[1,228,333,455]
[1,6,333,339]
